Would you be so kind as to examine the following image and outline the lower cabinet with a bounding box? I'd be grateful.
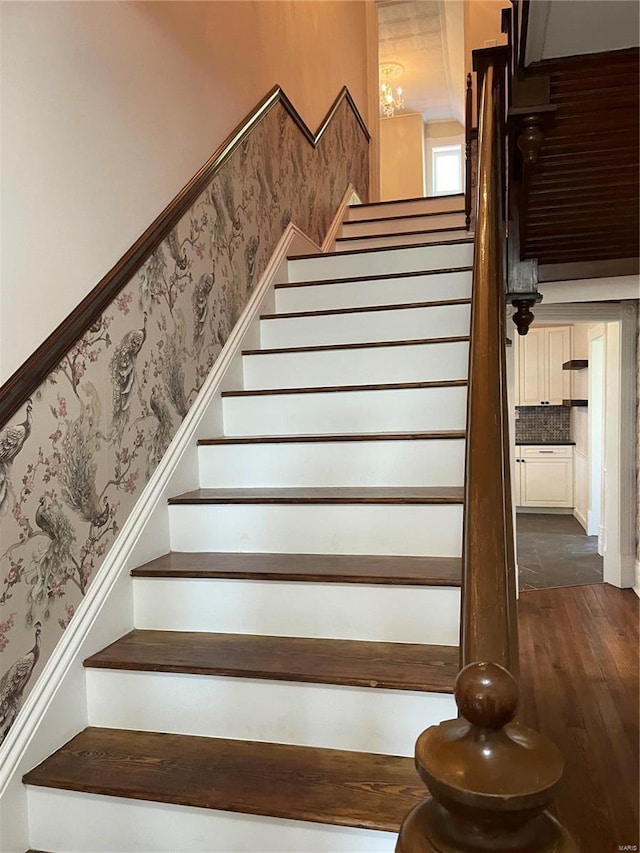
[513,445,573,508]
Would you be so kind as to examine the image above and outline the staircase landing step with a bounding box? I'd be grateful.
[85,630,459,693]
[23,728,424,832]
[130,552,462,586]
[168,486,464,505]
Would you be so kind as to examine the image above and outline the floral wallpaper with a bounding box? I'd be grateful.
[0,96,369,744]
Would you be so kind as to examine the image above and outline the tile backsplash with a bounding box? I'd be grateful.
[515,406,571,443]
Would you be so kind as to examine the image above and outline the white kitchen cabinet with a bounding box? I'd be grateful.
[515,326,571,406]
[514,445,574,507]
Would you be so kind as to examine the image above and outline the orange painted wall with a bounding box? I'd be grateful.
[1,1,370,381]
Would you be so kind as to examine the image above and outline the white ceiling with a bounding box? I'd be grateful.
[377,0,465,124]
[526,0,640,64]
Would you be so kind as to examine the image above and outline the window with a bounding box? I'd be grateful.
[432,144,463,195]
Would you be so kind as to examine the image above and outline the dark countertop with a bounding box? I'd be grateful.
[515,440,575,446]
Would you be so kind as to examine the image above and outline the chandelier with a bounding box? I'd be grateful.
[380,63,405,118]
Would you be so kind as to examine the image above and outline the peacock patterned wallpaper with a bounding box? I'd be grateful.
[0,96,369,744]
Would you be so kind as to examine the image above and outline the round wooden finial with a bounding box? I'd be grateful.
[455,661,519,729]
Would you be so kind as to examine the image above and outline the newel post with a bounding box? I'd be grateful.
[396,663,577,853]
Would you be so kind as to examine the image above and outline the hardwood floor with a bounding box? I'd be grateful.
[518,584,639,851]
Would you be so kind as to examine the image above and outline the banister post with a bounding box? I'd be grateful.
[464,73,473,230]
[396,44,576,852]
[396,663,578,852]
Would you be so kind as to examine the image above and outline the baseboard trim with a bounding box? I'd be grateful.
[515,507,574,515]
[0,219,322,848]
[573,508,587,531]
[321,183,361,253]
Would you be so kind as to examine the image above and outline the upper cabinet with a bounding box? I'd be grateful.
[515,326,572,406]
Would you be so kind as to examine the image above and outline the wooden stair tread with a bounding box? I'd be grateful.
[198,430,466,446]
[221,379,467,397]
[168,486,464,505]
[341,208,465,226]
[335,225,468,242]
[287,235,473,260]
[349,193,463,208]
[242,335,469,356]
[274,265,472,288]
[85,630,459,693]
[131,552,462,586]
[260,297,471,320]
[23,728,424,832]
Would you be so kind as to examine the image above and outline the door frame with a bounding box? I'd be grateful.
[514,301,637,589]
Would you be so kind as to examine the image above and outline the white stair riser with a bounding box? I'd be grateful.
[223,385,467,436]
[347,195,464,222]
[198,439,465,488]
[26,788,396,853]
[260,303,470,348]
[275,270,472,313]
[341,211,466,237]
[134,579,461,644]
[287,241,473,281]
[86,670,456,756]
[335,229,467,252]
[243,341,469,389]
[168,503,463,556]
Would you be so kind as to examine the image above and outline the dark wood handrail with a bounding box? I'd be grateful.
[0,85,369,430]
[462,55,513,671]
[396,47,575,853]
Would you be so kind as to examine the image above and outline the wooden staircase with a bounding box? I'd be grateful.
[22,194,472,851]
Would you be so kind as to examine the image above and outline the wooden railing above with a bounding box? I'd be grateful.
[396,47,577,853]
[0,85,369,431]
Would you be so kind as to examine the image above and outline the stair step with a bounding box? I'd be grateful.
[82,632,458,753]
[286,239,474,282]
[347,193,464,222]
[132,567,461,643]
[261,296,471,320]
[24,728,424,833]
[289,238,472,262]
[131,552,462,586]
[222,380,467,437]
[242,337,469,390]
[197,431,466,489]
[223,378,467,397]
[199,429,466,445]
[168,486,463,505]
[341,209,466,237]
[85,630,458,693]
[334,226,469,252]
[243,334,469,356]
[274,267,472,313]
[259,300,471,348]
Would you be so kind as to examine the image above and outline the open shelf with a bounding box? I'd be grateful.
[562,359,588,370]
[562,399,588,407]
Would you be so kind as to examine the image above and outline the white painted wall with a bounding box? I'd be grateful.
[0,0,370,382]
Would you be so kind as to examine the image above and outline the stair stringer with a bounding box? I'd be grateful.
[0,218,330,853]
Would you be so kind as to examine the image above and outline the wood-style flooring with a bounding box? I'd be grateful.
[518,584,639,851]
